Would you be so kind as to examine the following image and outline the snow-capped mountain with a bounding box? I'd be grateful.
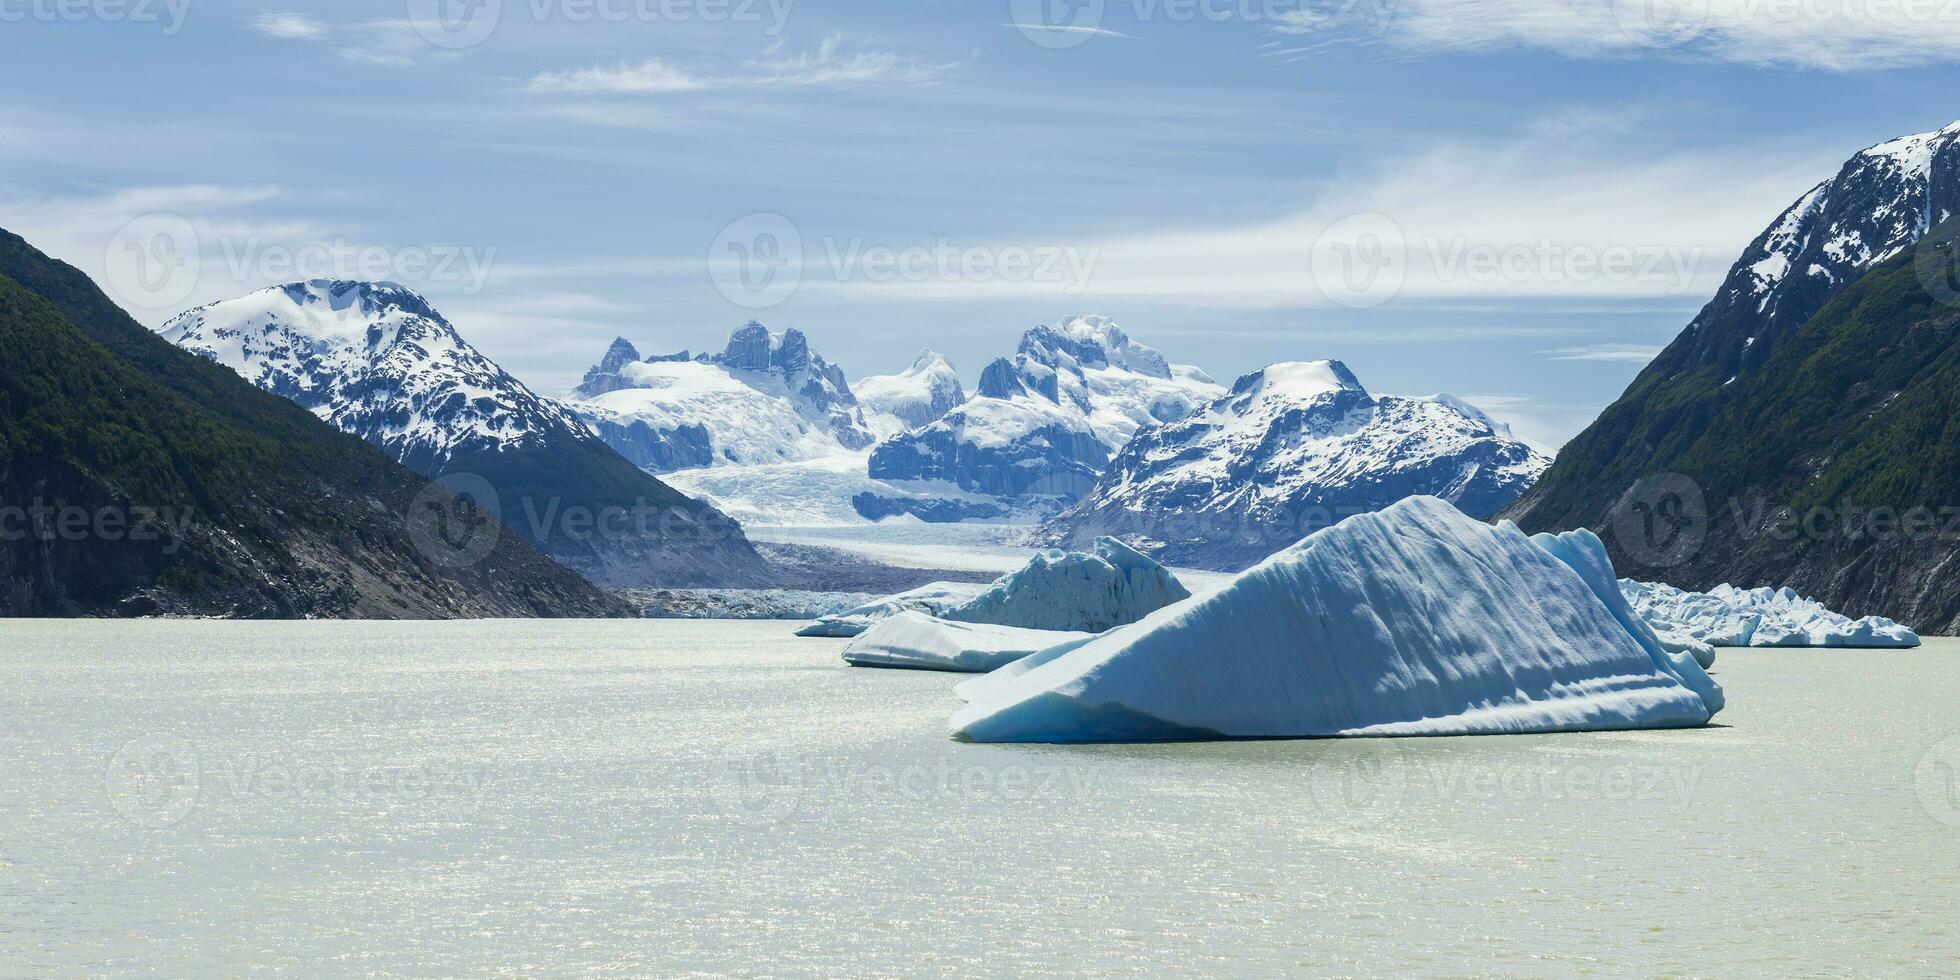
[1667,120,1960,381]
[859,316,1223,519]
[853,349,965,433]
[1509,120,1960,633]
[161,280,584,473]
[1041,360,1550,570]
[160,280,770,589]
[570,322,877,472]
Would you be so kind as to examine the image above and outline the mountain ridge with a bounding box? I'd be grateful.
[161,280,771,589]
[0,228,629,618]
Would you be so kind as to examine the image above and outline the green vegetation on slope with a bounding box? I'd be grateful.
[0,228,627,617]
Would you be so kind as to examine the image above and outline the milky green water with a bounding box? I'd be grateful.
[2,621,1957,976]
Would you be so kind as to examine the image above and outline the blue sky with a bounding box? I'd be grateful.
[4,0,1960,447]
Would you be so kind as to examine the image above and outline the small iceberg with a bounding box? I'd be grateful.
[798,537,1189,640]
[842,612,1095,673]
[939,536,1191,632]
[1621,580,1920,649]
[952,497,1723,744]
[794,581,988,638]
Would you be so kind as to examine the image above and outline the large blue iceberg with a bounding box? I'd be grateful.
[952,497,1723,743]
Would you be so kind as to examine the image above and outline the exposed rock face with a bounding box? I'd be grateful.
[718,322,873,448]
[867,408,1111,504]
[1040,360,1549,570]
[574,338,648,399]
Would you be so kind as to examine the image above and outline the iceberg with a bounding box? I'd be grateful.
[1621,580,1920,648]
[939,537,1191,633]
[951,497,1723,744]
[793,581,988,638]
[842,612,1095,673]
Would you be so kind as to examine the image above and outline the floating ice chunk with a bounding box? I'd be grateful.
[794,581,988,638]
[1654,630,1718,670]
[1621,580,1919,648]
[842,612,1095,673]
[940,537,1191,632]
[951,497,1720,744]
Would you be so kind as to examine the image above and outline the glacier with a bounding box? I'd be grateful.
[794,581,990,638]
[939,536,1191,633]
[842,612,1095,672]
[951,497,1722,744]
[1621,580,1920,648]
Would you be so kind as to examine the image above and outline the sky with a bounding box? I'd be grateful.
[4,0,1960,449]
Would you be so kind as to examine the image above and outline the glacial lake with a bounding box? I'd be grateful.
[3,620,1957,976]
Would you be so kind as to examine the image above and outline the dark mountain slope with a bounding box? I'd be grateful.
[160,280,773,588]
[0,227,628,618]
[1517,218,1960,633]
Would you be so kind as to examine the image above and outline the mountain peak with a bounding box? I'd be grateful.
[1233,360,1367,401]
[162,280,581,470]
[1020,315,1173,380]
[976,356,1028,399]
[908,349,953,373]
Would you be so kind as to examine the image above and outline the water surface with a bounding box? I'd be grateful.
[3,621,1956,975]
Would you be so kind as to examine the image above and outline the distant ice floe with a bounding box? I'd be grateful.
[950,497,1723,743]
[841,612,1095,673]
[1621,580,1920,649]
[794,581,988,638]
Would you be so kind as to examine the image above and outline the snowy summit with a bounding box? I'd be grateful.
[1041,360,1550,571]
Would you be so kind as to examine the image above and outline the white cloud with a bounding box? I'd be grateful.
[1296,0,1960,70]
[250,11,326,40]
[249,13,445,67]
[1001,22,1138,38]
[528,60,707,95]
[804,113,1836,310]
[1536,342,1668,362]
[526,36,969,95]
[1267,9,1334,34]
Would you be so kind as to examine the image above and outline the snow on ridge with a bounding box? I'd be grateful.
[854,348,966,433]
[567,321,879,472]
[1236,360,1366,404]
[1857,119,1960,175]
[159,279,580,466]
